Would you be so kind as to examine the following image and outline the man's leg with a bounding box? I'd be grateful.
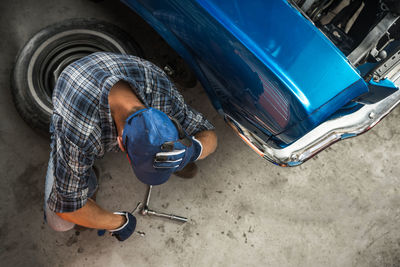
[87,167,99,200]
[44,154,99,231]
[44,154,75,232]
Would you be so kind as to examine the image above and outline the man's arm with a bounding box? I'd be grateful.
[56,199,125,230]
[195,130,217,160]
[169,89,217,160]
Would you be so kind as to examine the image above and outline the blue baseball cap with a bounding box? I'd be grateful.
[122,107,180,185]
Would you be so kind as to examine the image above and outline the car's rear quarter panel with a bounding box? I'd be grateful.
[123,0,369,145]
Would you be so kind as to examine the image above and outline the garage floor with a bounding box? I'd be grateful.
[1,1,400,266]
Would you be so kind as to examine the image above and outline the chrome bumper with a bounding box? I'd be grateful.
[227,81,400,167]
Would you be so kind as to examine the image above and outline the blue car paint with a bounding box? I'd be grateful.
[122,0,370,145]
[369,78,397,89]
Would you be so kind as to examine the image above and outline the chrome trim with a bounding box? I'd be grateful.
[226,85,400,167]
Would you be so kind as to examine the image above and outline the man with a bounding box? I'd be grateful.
[44,52,217,241]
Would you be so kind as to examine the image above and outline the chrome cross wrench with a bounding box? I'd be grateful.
[140,185,188,223]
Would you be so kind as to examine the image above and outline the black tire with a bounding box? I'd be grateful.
[11,18,144,135]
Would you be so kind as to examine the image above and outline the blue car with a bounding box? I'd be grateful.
[12,0,400,166]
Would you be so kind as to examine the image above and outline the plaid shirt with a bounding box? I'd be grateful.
[48,52,214,213]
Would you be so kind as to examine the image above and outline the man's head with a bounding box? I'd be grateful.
[120,108,181,185]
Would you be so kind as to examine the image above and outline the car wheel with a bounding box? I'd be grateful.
[11,18,144,135]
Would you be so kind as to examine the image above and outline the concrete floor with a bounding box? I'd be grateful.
[1,1,400,266]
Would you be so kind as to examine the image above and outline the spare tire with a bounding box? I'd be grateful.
[11,18,143,135]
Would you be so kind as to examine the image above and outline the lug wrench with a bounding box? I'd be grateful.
[140,185,188,223]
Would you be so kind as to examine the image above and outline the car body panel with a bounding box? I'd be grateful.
[122,0,369,145]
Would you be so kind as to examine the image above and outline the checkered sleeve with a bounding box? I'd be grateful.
[47,132,95,213]
[170,89,215,136]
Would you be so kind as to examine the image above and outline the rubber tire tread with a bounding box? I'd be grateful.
[11,18,143,135]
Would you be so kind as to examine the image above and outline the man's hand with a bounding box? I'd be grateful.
[153,136,202,171]
[108,211,137,241]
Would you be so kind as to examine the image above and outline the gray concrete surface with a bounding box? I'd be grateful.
[1,1,400,266]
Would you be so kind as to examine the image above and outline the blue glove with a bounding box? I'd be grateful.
[153,136,202,171]
[98,211,136,241]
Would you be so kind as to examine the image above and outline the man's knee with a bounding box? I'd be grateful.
[45,208,75,232]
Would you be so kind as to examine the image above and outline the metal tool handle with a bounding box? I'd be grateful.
[140,184,188,223]
[144,185,152,207]
[146,209,188,223]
